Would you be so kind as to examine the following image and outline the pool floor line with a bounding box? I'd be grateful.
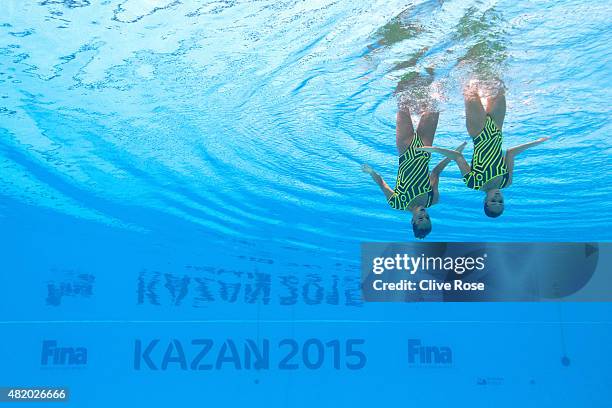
[0,320,610,325]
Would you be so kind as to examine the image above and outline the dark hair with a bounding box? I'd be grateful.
[412,221,432,239]
[484,202,503,218]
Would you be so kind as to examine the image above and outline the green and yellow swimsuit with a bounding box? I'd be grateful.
[388,134,434,210]
[463,116,510,190]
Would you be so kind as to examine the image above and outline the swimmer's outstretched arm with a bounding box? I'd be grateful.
[429,142,467,203]
[361,164,394,200]
[417,143,471,176]
[506,137,550,157]
[505,137,550,186]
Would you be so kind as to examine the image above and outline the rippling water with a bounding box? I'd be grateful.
[1,0,611,264]
[1,2,612,406]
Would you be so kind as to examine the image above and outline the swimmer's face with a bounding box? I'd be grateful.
[484,189,504,218]
[412,207,432,239]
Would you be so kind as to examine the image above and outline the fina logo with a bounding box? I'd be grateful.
[408,339,452,366]
[41,340,87,367]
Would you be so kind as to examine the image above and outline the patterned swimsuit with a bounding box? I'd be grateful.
[388,134,434,210]
[463,115,510,190]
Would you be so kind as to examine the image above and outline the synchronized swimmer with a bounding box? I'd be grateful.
[363,79,549,239]
[361,104,465,239]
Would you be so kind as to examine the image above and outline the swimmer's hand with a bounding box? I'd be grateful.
[454,141,468,153]
[361,164,374,174]
[419,143,471,176]
[362,164,394,199]
[430,142,468,186]
[417,146,462,160]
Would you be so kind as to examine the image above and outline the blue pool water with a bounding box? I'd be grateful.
[1,0,611,407]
